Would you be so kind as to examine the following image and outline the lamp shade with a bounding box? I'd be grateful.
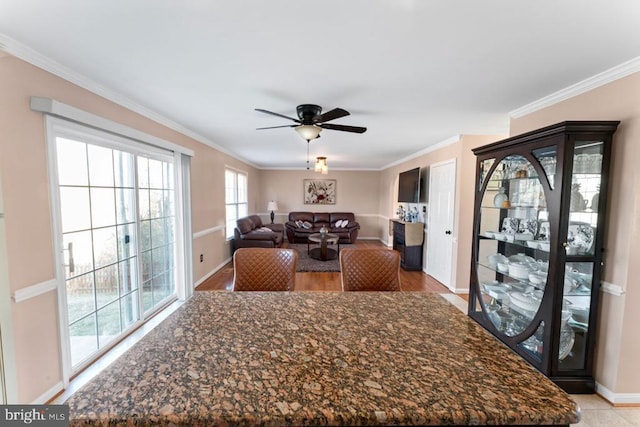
[267,201,278,211]
[295,124,323,141]
[315,157,328,174]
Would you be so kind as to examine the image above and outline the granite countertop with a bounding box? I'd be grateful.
[66,292,580,426]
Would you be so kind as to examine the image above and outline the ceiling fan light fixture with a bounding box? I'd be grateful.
[295,124,323,141]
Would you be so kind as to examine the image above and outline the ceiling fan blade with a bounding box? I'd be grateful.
[255,108,300,123]
[314,108,350,123]
[256,125,297,130]
[319,123,367,134]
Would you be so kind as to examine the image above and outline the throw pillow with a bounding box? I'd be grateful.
[295,220,303,228]
[341,220,349,228]
[256,227,272,233]
[334,219,344,228]
[302,221,312,229]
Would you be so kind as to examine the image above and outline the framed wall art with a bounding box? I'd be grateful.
[303,179,336,204]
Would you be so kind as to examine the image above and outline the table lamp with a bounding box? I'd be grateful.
[267,200,278,224]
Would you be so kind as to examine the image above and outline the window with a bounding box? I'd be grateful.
[48,118,184,372]
[225,168,248,239]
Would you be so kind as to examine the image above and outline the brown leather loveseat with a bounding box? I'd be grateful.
[233,215,284,250]
[285,212,359,244]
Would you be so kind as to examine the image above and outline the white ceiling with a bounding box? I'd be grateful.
[1,0,639,170]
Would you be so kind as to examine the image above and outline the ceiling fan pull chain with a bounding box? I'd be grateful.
[306,140,310,170]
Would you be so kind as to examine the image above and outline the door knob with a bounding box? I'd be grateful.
[445,230,452,235]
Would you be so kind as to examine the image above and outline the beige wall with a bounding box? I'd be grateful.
[258,170,381,238]
[0,55,257,402]
[377,135,502,291]
[509,72,640,396]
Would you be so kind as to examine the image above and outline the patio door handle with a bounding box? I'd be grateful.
[67,242,75,274]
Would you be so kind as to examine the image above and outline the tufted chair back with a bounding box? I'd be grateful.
[339,248,401,291]
[233,248,298,291]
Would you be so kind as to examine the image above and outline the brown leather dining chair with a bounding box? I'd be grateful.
[232,248,298,291]
[339,248,402,291]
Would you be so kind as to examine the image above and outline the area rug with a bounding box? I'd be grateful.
[288,243,352,272]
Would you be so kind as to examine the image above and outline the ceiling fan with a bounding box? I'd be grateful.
[255,104,366,141]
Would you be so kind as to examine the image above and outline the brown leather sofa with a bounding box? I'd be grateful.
[233,215,284,250]
[285,212,359,244]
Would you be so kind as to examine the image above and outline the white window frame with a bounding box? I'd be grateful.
[225,167,248,240]
[44,115,193,385]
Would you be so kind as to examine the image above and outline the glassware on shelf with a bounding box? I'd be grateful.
[493,187,509,208]
[570,183,587,211]
[472,123,618,392]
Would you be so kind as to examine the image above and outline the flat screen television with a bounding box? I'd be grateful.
[398,167,420,203]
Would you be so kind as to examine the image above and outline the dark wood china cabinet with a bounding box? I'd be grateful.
[468,121,619,393]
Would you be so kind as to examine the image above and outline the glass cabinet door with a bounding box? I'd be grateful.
[473,151,555,360]
[558,140,605,371]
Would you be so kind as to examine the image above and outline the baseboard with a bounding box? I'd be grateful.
[193,257,232,288]
[34,380,64,404]
[596,382,640,405]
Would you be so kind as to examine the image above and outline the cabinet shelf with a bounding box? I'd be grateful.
[470,121,619,393]
[479,234,551,252]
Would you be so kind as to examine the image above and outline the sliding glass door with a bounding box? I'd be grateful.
[52,128,177,370]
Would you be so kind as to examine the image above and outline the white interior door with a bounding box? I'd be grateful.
[426,159,457,290]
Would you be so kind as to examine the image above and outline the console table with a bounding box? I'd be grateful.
[391,219,424,270]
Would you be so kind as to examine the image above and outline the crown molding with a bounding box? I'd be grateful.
[381,135,461,170]
[0,33,259,168]
[510,56,640,118]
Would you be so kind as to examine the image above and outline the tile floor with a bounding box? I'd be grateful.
[572,394,640,426]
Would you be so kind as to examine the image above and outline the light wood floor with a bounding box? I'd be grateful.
[196,240,450,293]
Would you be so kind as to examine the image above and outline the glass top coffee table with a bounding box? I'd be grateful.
[307,232,340,261]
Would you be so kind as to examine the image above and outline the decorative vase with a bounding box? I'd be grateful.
[493,187,509,208]
[320,225,328,235]
[570,184,586,211]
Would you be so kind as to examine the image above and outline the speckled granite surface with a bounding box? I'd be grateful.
[66,292,580,426]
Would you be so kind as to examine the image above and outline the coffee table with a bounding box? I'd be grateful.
[307,232,339,261]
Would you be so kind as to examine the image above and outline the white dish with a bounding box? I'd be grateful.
[528,271,547,286]
[497,262,509,272]
[510,282,534,294]
[558,322,575,360]
[482,282,511,298]
[536,260,549,273]
[509,291,542,312]
[568,223,594,254]
[539,242,550,251]
[526,240,540,248]
[509,263,533,279]
[487,253,507,267]
[502,217,520,235]
[484,231,496,238]
[515,232,534,241]
[518,219,539,236]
